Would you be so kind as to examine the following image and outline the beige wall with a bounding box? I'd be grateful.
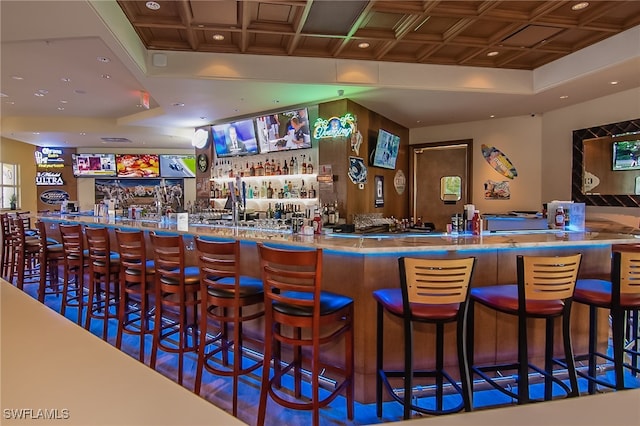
[410,88,640,226]
[410,115,542,214]
[0,137,37,213]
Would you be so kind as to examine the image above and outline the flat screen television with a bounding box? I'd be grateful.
[212,119,259,158]
[255,108,311,153]
[371,129,400,170]
[159,154,197,178]
[72,153,117,177]
[612,140,640,171]
[116,154,160,178]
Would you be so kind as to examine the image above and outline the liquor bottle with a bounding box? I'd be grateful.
[306,156,314,174]
[328,203,336,225]
[555,206,565,229]
[282,159,289,175]
[278,187,284,199]
[322,203,329,225]
[283,181,289,198]
[300,180,307,199]
[275,160,282,175]
[301,154,307,174]
[256,161,264,177]
[267,181,274,199]
[264,158,272,176]
[333,201,339,224]
[254,185,259,199]
[308,184,316,199]
[293,156,299,174]
[313,208,322,234]
[247,185,254,199]
[250,162,255,177]
[289,157,294,174]
[267,203,274,219]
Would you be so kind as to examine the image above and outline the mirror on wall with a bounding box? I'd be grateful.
[572,118,640,207]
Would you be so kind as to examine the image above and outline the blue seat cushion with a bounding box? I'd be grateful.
[207,276,263,298]
[273,291,353,317]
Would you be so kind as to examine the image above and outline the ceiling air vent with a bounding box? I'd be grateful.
[100,137,132,143]
[501,25,564,48]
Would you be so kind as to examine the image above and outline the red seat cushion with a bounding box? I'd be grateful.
[574,278,640,309]
[470,285,565,316]
[372,288,461,321]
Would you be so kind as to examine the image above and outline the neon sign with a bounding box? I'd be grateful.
[36,172,64,186]
[313,113,355,139]
[35,147,65,165]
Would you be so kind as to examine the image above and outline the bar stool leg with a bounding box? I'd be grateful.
[376,302,384,417]
[436,323,444,412]
[562,305,579,397]
[458,303,472,412]
[587,305,598,394]
[612,305,626,390]
[466,299,476,409]
[403,314,413,420]
[517,313,530,404]
[544,319,554,401]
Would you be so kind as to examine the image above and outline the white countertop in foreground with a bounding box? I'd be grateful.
[0,280,246,426]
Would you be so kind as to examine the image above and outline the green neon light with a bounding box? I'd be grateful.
[313,113,355,139]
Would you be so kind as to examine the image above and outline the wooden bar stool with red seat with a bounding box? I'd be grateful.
[573,248,640,393]
[193,237,264,416]
[115,229,155,363]
[467,253,582,406]
[9,215,41,290]
[149,232,200,386]
[36,220,65,302]
[373,256,476,420]
[84,226,121,341]
[256,243,354,426]
[59,223,89,325]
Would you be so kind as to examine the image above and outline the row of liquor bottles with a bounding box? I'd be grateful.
[210,179,317,200]
[213,153,314,178]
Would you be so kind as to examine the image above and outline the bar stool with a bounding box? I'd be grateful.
[36,220,65,302]
[373,256,476,419]
[193,237,264,416]
[256,244,354,426]
[149,232,200,386]
[467,254,582,406]
[115,229,155,363]
[10,216,41,290]
[84,227,121,340]
[59,223,89,325]
[1,213,14,281]
[573,249,640,393]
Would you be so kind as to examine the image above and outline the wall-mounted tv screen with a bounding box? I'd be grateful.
[372,129,400,170]
[212,119,259,158]
[116,154,160,178]
[255,108,311,153]
[72,153,116,177]
[612,140,640,171]
[159,154,196,178]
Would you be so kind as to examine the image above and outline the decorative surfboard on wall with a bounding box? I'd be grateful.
[481,144,518,179]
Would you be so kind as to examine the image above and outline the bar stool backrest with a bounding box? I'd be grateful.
[258,244,321,316]
[85,227,111,268]
[59,224,84,259]
[115,229,148,270]
[614,250,640,295]
[150,232,185,285]
[195,238,239,291]
[519,254,582,301]
[399,257,475,306]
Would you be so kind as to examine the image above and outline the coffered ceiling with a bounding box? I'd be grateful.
[1,1,639,150]
[118,0,640,70]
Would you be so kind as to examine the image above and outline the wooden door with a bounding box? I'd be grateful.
[412,141,471,231]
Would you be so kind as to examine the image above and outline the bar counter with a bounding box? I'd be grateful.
[39,213,640,403]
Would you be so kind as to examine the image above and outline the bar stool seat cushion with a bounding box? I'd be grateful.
[91,252,121,268]
[471,285,565,316]
[159,265,200,286]
[47,243,64,253]
[46,237,59,245]
[124,259,156,276]
[373,288,461,320]
[206,276,263,298]
[574,278,640,308]
[273,290,353,317]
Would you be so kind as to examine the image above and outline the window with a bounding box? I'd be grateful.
[1,163,20,209]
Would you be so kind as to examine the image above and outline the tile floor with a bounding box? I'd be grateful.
[16,277,640,426]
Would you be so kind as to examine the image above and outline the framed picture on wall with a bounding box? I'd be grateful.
[375,175,384,207]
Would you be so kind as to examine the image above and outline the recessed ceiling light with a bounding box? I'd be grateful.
[38,89,49,94]
[0,93,7,97]
[101,74,111,79]
[74,89,86,94]
[34,92,45,97]
[61,77,71,83]
[358,42,370,49]
[57,107,65,111]
[96,56,111,63]
[80,132,86,136]
[487,51,499,57]
[5,101,15,105]
[273,99,280,103]
[172,102,185,107]
[490,115,496,118]
[560,95,569,99]
[33,132,40,135]
[212,34,224,41]
[146,1,160,10]
[571,2,589,11]
[610,81,619,85]
[60,100,68,104]
[11,75,24,80]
